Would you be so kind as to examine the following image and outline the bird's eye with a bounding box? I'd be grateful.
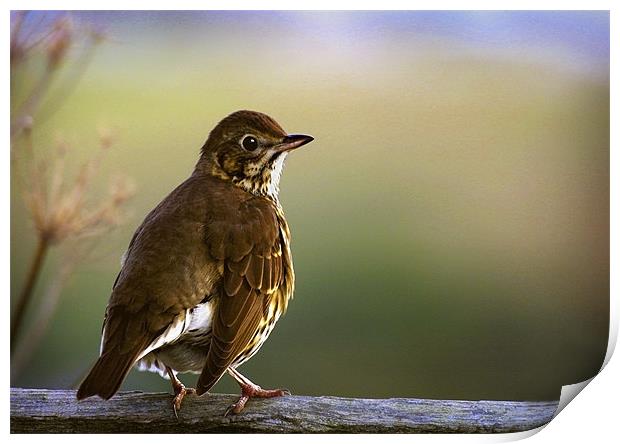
[242,136,259,151]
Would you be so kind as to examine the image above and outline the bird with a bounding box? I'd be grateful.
[76,110,314,416]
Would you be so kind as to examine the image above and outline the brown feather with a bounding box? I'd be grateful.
[227,253,251,276]
[77,175,231,400]
[224,271,244,297]
[196,199,286,395]
[246,255,264,290]
[263,256,273,292]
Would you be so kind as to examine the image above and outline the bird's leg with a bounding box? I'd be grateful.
[166,366,195,418]
[224,367,290,416]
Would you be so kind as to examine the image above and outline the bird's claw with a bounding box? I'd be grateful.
[223,404,235,417]
[224,394,249,417]
[171,386,196,420]
[223,386,290,416]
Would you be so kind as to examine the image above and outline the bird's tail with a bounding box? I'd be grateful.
[76,351,137,400]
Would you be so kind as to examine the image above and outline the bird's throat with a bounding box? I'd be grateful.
[233,152,287,200]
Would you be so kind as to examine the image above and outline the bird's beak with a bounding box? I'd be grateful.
[274,134,314,153]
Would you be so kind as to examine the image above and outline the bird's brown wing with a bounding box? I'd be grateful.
[78,176,219,400]
[196,201,283,395]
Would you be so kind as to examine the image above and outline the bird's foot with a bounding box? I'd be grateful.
[224,383,290,416]
[166,366,196,419]
[171,383,196,419]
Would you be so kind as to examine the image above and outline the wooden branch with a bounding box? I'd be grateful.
[10,388,558,433]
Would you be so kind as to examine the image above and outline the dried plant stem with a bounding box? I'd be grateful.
[11,257,75,379]
[11,237,50,352]
[10,13,134,383]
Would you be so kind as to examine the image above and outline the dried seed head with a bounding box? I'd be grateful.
[88,26,107,45]
[97,126,116,150]
[15,115,34,133]
[22,135,135,245]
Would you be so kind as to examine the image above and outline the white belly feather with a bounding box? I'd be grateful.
[133,301,214,378]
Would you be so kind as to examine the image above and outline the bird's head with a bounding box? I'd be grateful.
[198,110,313,199]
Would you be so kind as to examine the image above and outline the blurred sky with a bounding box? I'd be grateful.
[18,10,609,76]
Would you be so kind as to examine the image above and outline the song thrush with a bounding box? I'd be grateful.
[77,110,313,416]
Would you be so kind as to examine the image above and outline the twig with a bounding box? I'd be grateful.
[11,258,75,379]
[11,237,50,352]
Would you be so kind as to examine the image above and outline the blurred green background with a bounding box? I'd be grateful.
[10,11,609,401]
